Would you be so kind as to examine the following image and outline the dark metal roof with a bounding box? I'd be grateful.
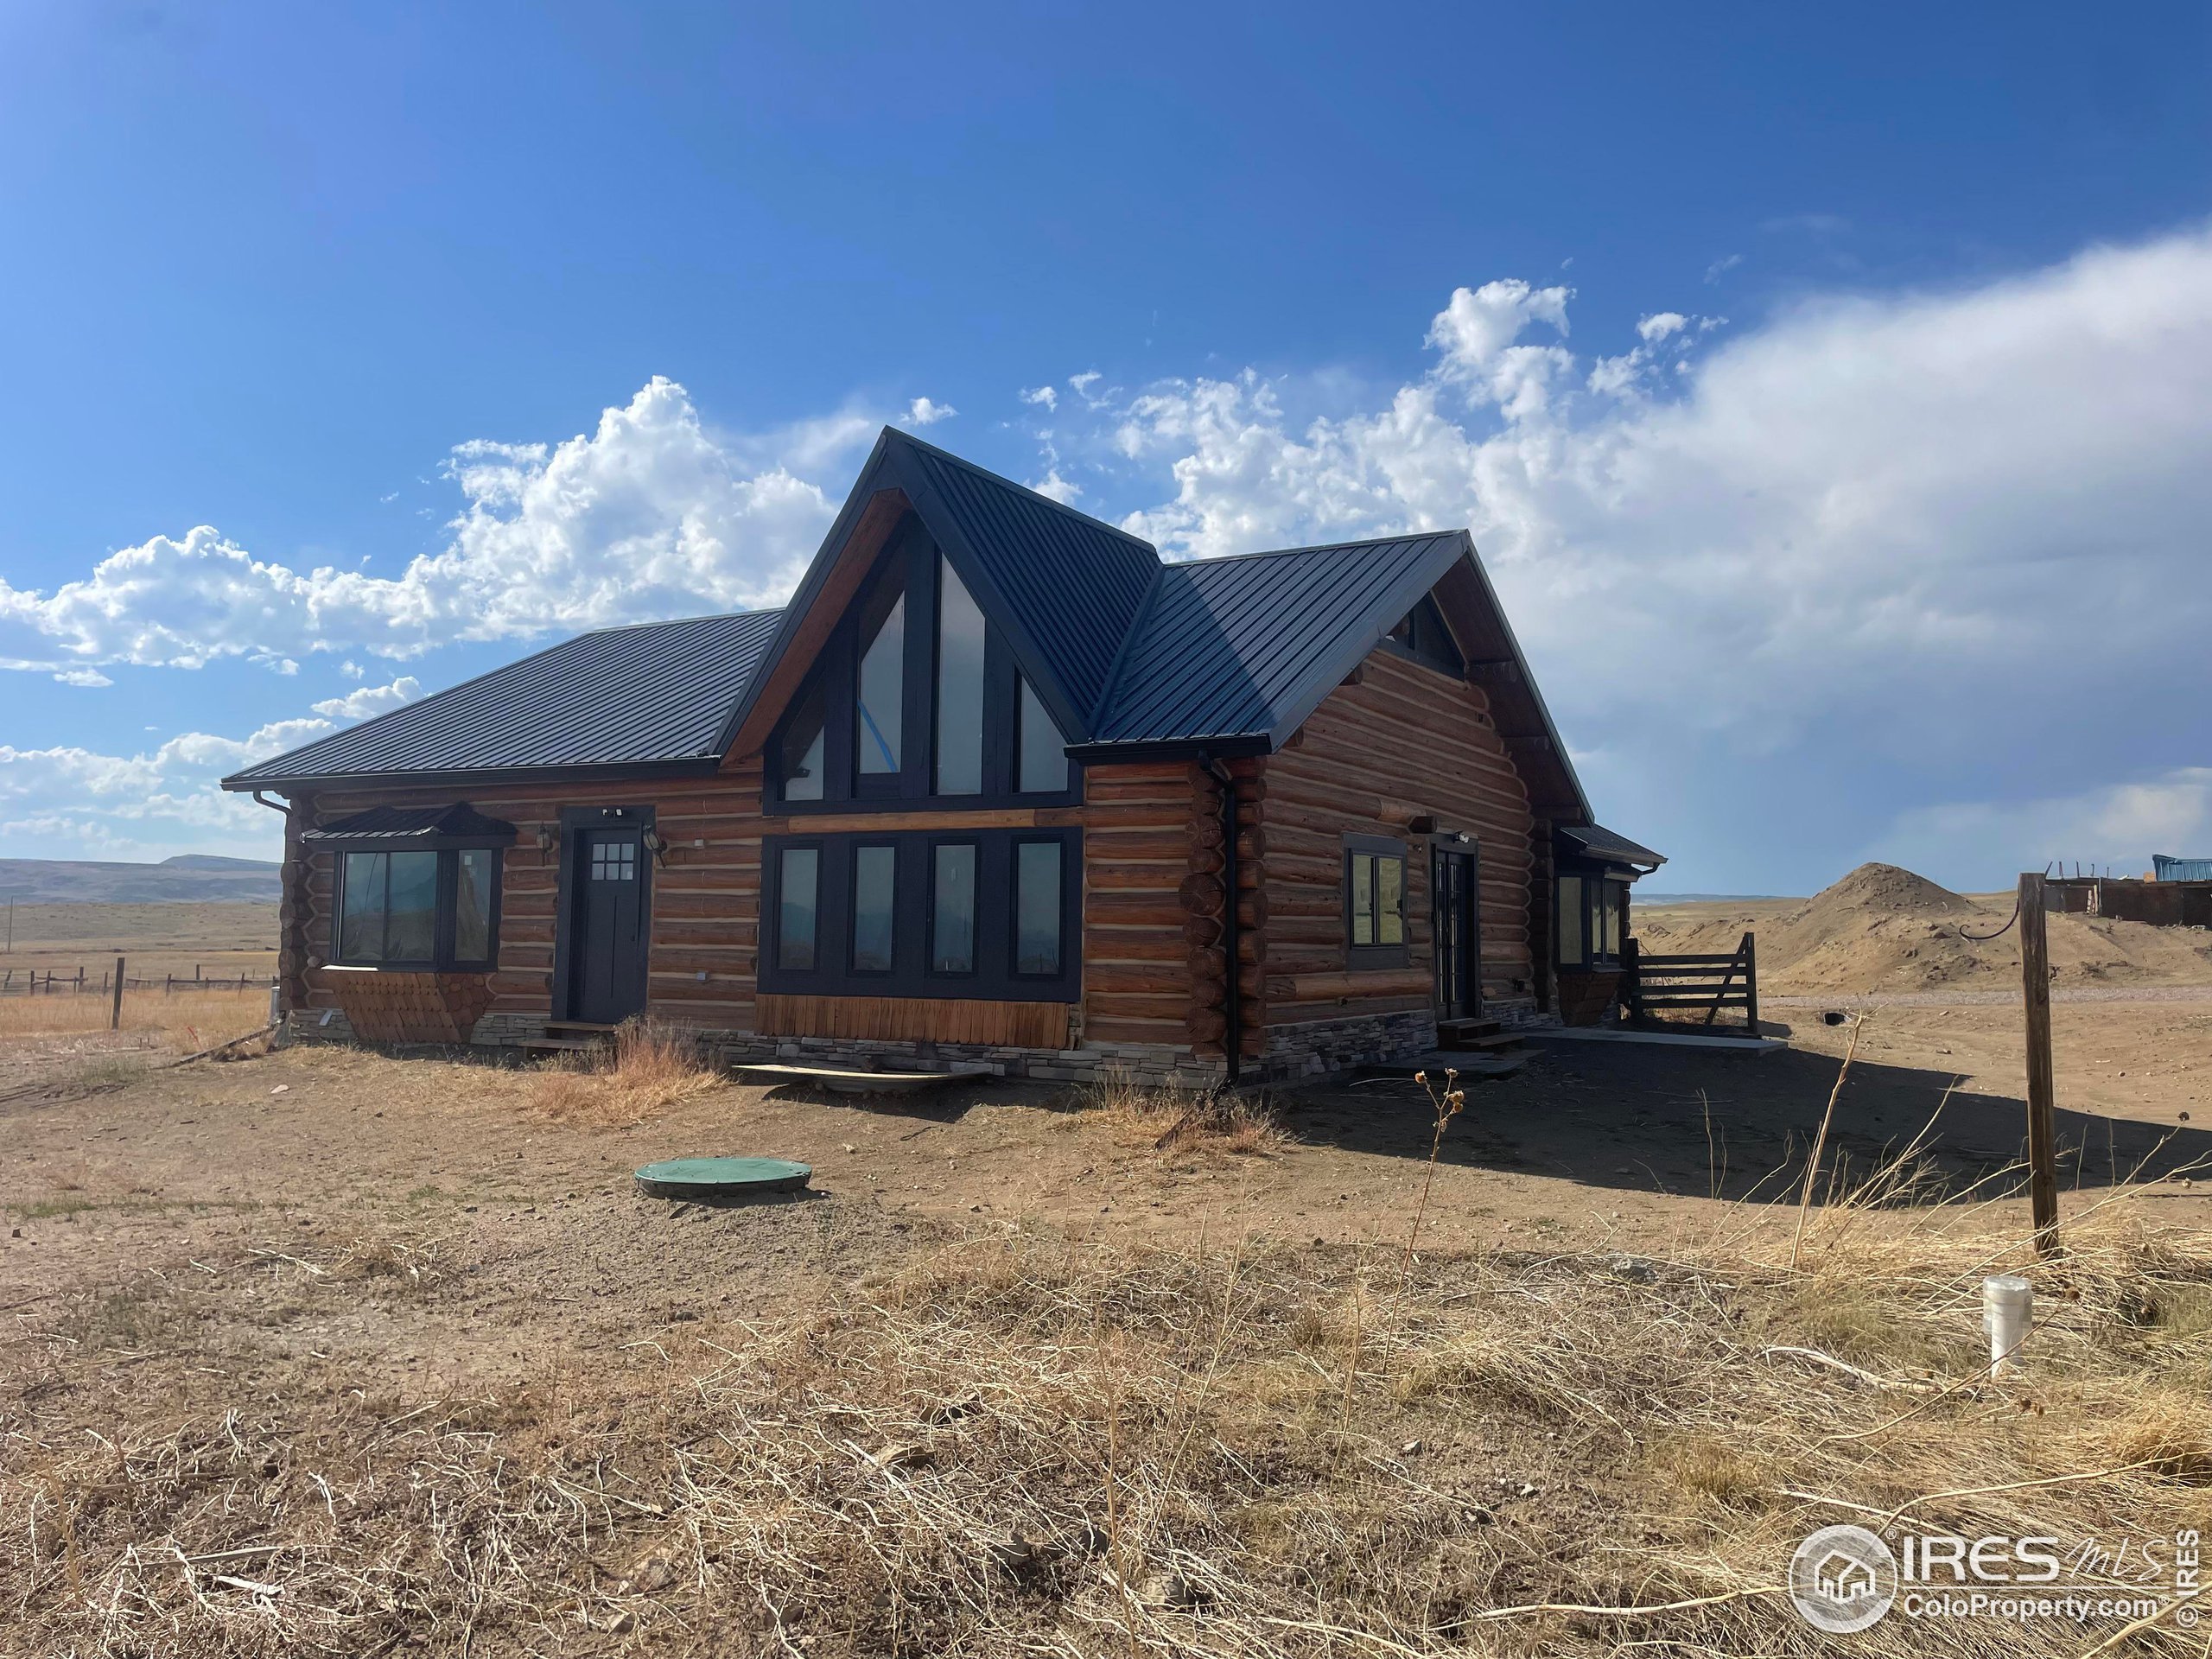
[302,804,518,844]
[1082,532,1467,748]
[1558,823,1666,868]
[897,435,1159,732]
[223,609,781,788]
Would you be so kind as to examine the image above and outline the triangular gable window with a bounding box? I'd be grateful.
[766,518,1079,810]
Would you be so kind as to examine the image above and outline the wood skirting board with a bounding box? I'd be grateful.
[755,994,1074,1048]
[317,967,495,1044]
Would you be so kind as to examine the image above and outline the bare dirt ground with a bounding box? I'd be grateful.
[3,882,2211,1655]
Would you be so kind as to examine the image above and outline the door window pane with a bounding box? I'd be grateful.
[935,556,985,795]
[454,849,493,962]
[385,851,438,961]
[1014,842,1061,975]
[777,848,819,971]
[1377,856,1405,945]
[1350,854,1375,946]
[1558,874,1585,966]
[851,845,896,971]
[781,683,826,801]
[931,843,976,973]
[1015,678,1068,793]
[856,594,904,775]
[340,852,386,962]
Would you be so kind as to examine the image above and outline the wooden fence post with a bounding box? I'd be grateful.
[111,956,124,1031]
[2019,873,2061,1257]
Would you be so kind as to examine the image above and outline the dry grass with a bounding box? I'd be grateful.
[1071,1068,1290,1157]
[8,1181,2209,1657]
[0,985,270,1050]
[526,1014,725,1122]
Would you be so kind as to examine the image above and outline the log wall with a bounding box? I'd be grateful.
[288,756,1220,1051]
[292,767,767,1030]
[1259,645,1536,1030]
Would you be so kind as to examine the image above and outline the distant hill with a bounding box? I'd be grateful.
[0,855,283,904]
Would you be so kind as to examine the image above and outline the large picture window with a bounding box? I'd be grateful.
[1344,836,1408,966]
[767,524,1079,810]
[761,828,1079,1001]
[334,846,500,969]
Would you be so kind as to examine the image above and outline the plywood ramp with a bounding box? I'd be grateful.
[755,994,1073,1048]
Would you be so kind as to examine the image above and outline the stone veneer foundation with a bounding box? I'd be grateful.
[288,1003,1559,1086]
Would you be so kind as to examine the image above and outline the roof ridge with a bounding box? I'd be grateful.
[567,607,782,637]
[1165,529,1464,569]
[887,427,1160,556]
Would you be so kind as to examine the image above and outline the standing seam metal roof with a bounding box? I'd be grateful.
[901,439,1159,723]
[1086,533,1465,745]
[222,609,782,785]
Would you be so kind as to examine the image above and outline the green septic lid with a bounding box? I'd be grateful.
[634,1156,812,1202]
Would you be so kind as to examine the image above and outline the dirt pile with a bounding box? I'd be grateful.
[1636,861,2212,996]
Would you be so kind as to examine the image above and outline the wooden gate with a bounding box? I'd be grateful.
[1620,931,1759,1035]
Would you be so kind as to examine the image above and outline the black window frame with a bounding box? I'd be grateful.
[1382,594,1466,677]
[1007,834,1067,982]
[926,835,982,980]
[765,518,1083,814]
[331,843,504,972]
[1556,864,1631,969]
[760,827,1081,1002]
[1343,833,1411,969]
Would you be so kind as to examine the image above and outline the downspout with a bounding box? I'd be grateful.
[249,791,296,1036]
[1205,753,1241,1086]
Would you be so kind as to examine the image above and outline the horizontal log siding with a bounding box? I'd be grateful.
[295,767,766,1029]
[1262,647,1535,1027]
[290,757,1212,1050]
[1078,761,1197,1046]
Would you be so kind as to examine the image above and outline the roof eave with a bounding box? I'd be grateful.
[218,754,725,795]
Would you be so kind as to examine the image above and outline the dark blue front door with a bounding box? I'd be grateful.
[570,828,648,1023]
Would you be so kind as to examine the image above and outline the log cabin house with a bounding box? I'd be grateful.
[222,429,1662,1084]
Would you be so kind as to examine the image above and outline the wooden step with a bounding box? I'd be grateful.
[543,1020,618,1037]
[521,1035,612,1054]
[1436,1018,1521,1052]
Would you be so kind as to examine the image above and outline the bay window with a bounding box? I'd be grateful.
[1557,872,1630,969]
[334,845,500,970]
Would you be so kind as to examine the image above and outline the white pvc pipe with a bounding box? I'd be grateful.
[1983,1273,2032,1376]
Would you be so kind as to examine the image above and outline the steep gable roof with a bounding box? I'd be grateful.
[899,435,1159,724]
[222,610,781,789]
[721,429,1158,751]
[1084,532,1467,748]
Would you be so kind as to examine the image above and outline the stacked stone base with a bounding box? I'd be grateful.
[284,1004,1572,1086]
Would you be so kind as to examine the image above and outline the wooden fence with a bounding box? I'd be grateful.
[1619,931,1760,1036]
[0,967,273,996]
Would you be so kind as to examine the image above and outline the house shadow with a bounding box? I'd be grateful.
[1276,1040,2212,1205]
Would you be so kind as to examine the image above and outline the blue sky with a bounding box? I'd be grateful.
[2,2,2208,893]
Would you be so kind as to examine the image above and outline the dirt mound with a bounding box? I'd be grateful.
[1635,861,2212,996]
[1803,862,1971,918]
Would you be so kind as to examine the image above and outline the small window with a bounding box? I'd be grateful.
[588,841,637,882]
[1558,874,1586,965]
[777,847,819,971]
[454,849,494,963]
[781,683,826,802]
[1015,677,1069,794]
[1014,841,1062,975]
[935,556,986,795]
[856,594,904,775]
[335,846,499,969]
[851,844,897,971]
[1344,842,1407,959]
[931,842,977,974]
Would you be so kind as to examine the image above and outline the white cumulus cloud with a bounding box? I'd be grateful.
[0,378,873,675]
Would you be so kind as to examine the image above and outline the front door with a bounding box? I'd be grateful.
[569,827,649,1024]
[1432,846,1480,1022]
